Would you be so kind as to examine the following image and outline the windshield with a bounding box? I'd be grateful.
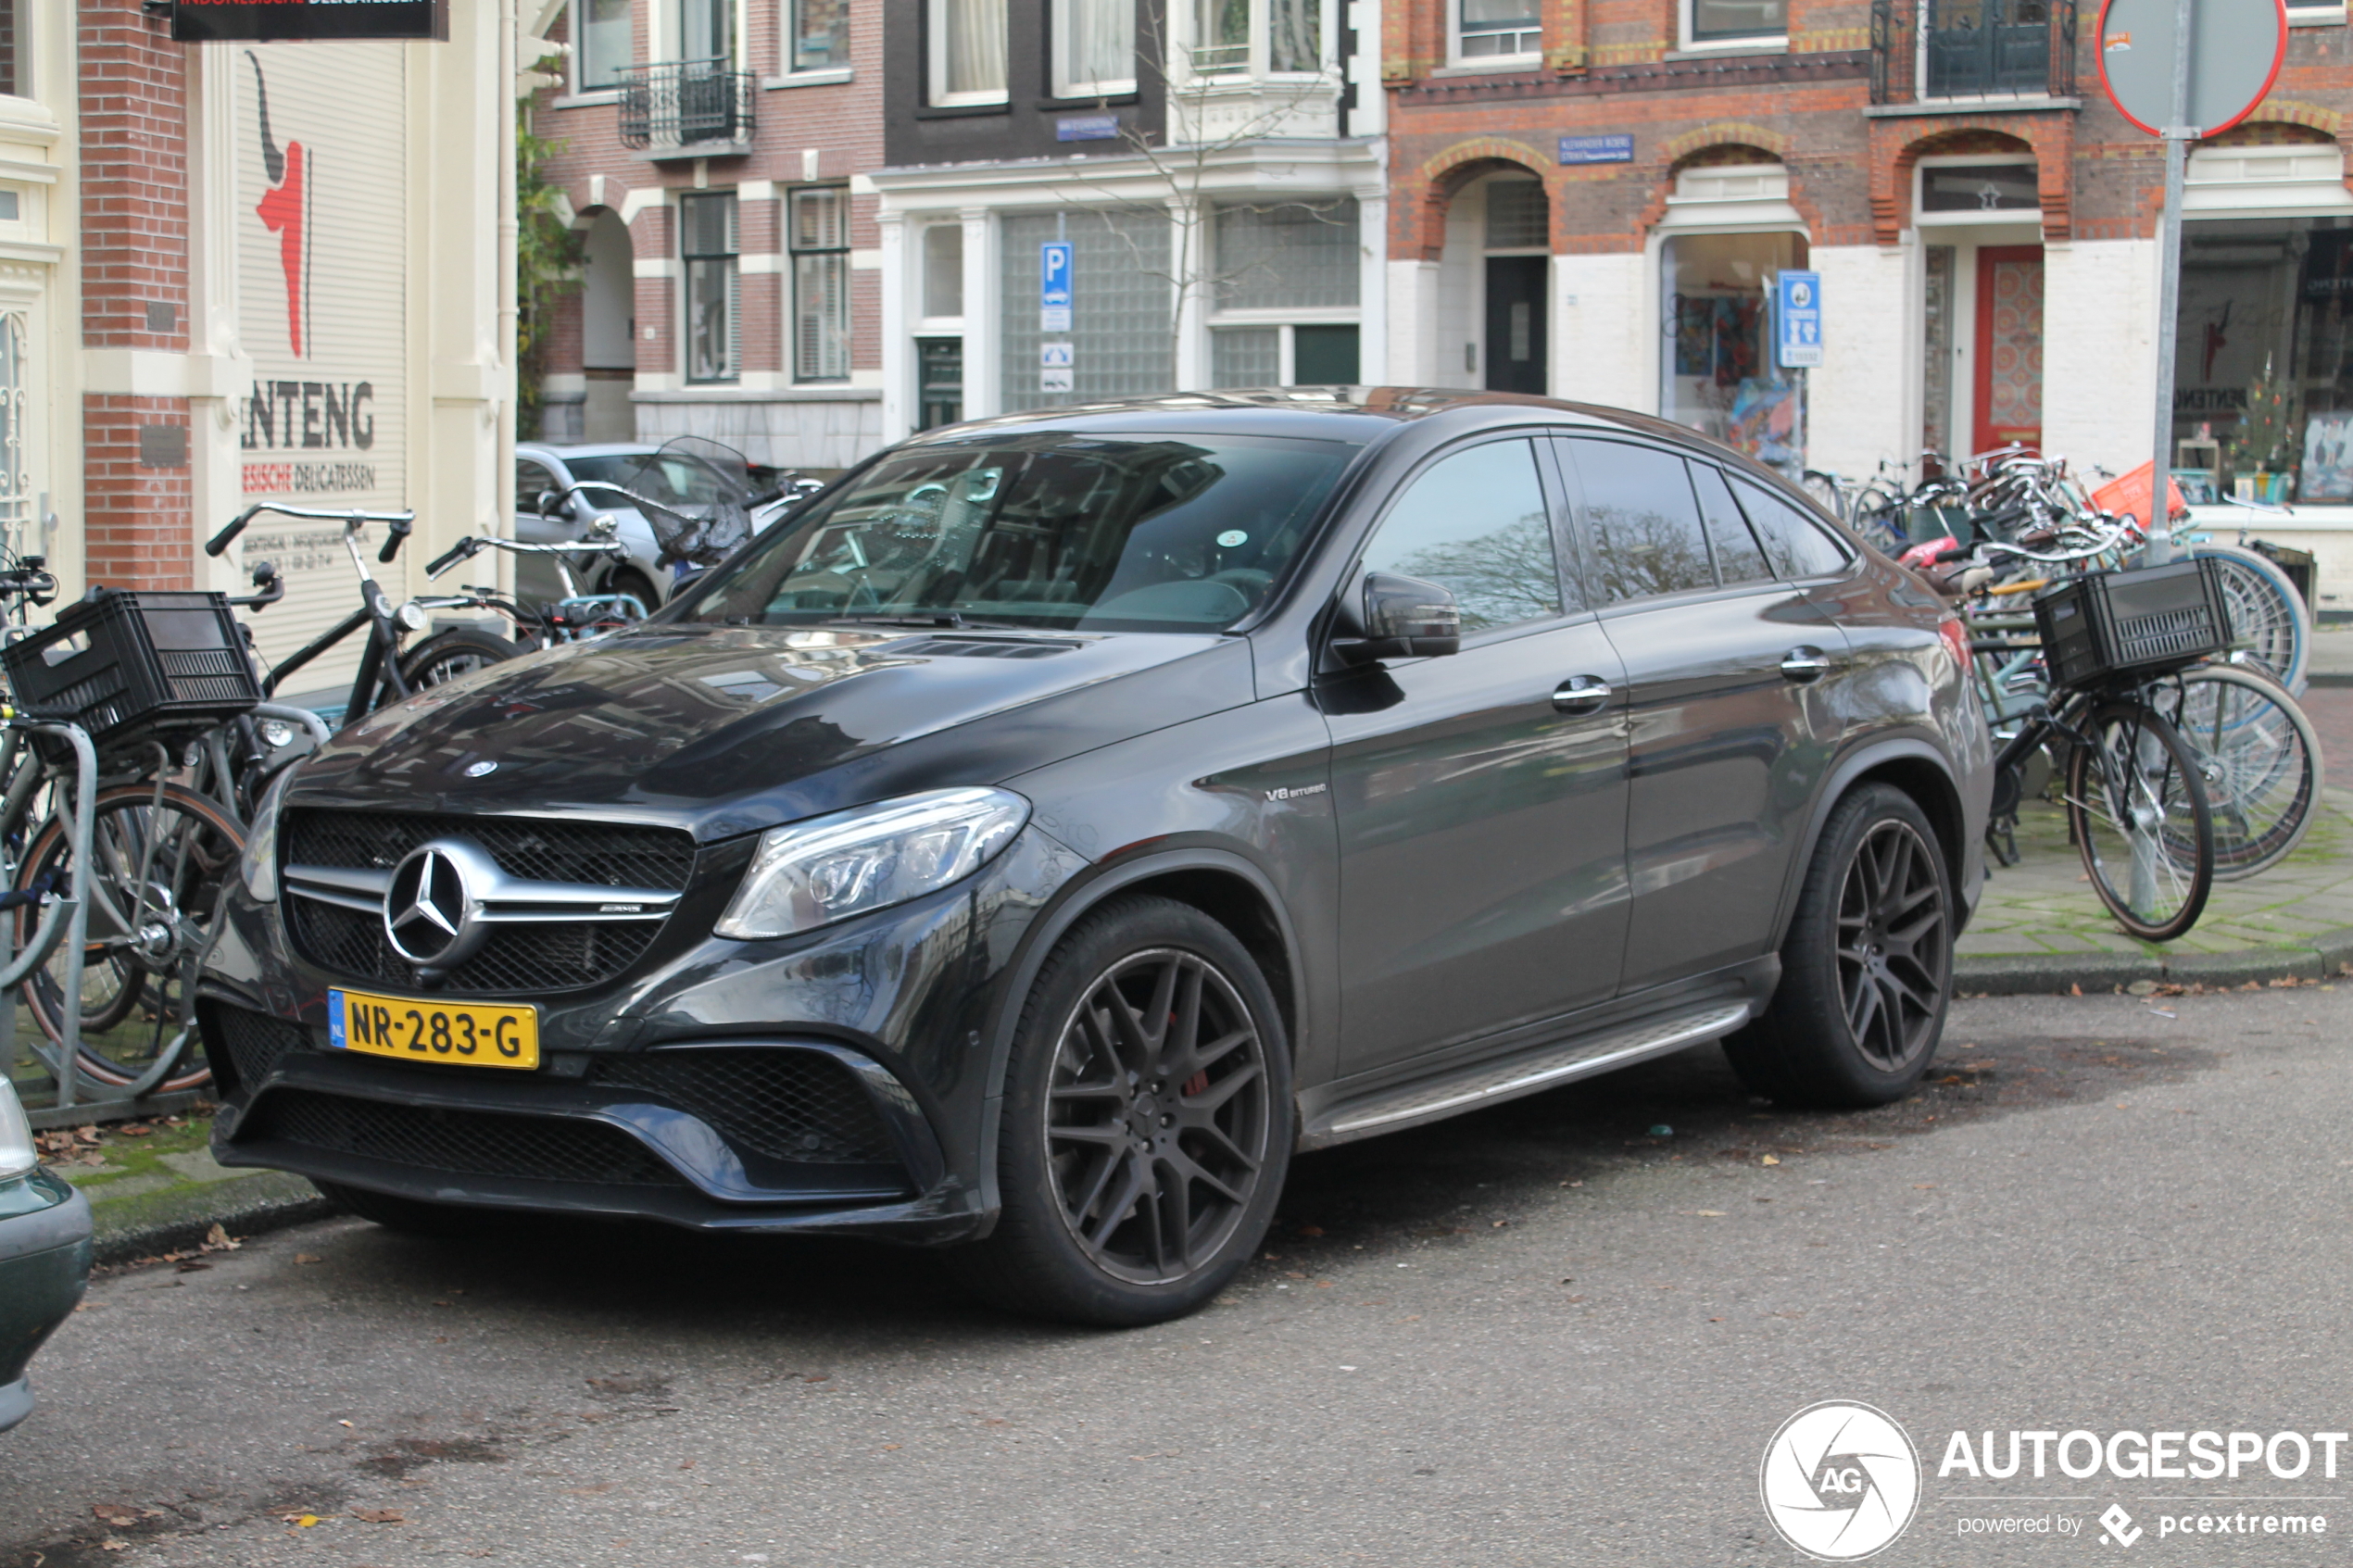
[672,432,1355,633]
[564,453,739,508]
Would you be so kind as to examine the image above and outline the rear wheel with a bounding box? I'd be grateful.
[2159,663,2321,881]
[2066,702,2213,941]
[1723,784,1954,1108]
[947,896,1291,1326]
[398,626,518,692]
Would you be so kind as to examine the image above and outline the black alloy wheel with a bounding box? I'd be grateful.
[1724,784,1954,1108]
[949,896,1290,1325]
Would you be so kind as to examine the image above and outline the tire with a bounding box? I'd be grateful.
[314,1179,508,1239]
[16,783,246,1092]
[398,626,518,692]
[945,895,1293,1326]
[604,567,661,616]
[1722,784,1955,1108]
[2191,543,2309,695]
[2064,702,2214,942]
[2159,663,2322,881]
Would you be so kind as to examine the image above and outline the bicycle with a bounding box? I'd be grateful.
[417,519,643,646]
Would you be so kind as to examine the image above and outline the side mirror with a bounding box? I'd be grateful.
[535,489,565,518]
[1335,572,1462,664]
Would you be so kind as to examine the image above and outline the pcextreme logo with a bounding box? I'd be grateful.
[1761,1401,1924,1561]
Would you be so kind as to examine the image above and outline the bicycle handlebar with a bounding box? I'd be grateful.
[424,533,632,582]
[376,516,413,564]
[207,502,418,558]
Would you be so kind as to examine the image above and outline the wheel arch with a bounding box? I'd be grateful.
[1772,737,1968,949]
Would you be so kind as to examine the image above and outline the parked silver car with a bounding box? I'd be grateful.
[514,443,742,612]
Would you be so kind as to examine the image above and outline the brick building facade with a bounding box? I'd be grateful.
[1380,0,2353,546]
[527,0,887,470]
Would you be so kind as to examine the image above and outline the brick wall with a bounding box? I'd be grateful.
[81,0,193,591]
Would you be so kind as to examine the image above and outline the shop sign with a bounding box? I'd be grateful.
[1558,134,1633,166]
[1040,342,1075,394]
[1775,270,1822,370]
[1040,242,1074,332]
[170,0,449,44]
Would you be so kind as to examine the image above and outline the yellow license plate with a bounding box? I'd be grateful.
[328,989,539,1070]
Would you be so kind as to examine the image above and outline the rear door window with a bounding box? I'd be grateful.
[1690,461,1773,585]
[1562,439,1717,603]
[1730,475,1854,580]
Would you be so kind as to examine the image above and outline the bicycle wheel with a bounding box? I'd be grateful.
[2064,703,2213,942]
[2160,663,2322,881]
[2192,543,2310,695]
[15,782,245,1090]
[399,625,519,691]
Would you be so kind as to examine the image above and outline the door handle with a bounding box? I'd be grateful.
[1780,647,1834,684]
[1552,675,1613,715]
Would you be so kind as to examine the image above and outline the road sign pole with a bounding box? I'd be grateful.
[2145,0,2197,564]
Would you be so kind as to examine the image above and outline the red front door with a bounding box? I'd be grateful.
[1973,245,2045,456]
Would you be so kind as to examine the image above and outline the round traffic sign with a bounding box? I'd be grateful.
[2096,0,2287,138]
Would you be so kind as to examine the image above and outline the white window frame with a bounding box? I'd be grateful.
[1449,0,1541,69]
[1678,0,1789,52]
[916,222,967,329]
[0,0,29,102]
[566,0,633,98]
[2287,0,2347,26]
[1912,153,2040,228]
[680,190,741,385]
[790,185,853,383]
[1053,0,1138,97]
[1186,0,1335,82]
[928,0,1011,107]
[776,0,853,82]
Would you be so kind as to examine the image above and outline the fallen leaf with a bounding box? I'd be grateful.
[1912,1184,1936,1190]
[677,1460,696,1470]
[292,1514,321,1528]
[98,1540,127,1553]
[296,1254,323,1265]
[1491,1220,1508,1228]
[879,1444,901,1451]
[2070,984,2082,997]
[117,1125,152,1137]
[1761,1155,1780,1166]
[432,1299,453,1308]
[1690,1210,1727,1217]
[350,1509,406,1524]
[1295,1224,1325,1237]
[203,1223,241,1251]
[91,1505,142,1525]
[562,1484,618,1497]
[801,1374,830,1384]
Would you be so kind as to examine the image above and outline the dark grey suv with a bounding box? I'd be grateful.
[200,391,1990,1324]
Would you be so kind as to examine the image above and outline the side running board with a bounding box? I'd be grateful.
[1302,1000,1752,1148]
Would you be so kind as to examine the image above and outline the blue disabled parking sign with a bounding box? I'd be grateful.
[1040,242,1073,332]
[1776,270,1822,370]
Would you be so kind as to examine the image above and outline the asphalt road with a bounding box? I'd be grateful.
[6,984,2351,1568]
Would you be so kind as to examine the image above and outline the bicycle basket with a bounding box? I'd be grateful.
[1,589,261,753]
[2032,557,2232,689]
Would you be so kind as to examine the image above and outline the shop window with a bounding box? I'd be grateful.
[1686,0,1787,44]
[791,188,851,383]
[1690,461,1773,584]
[1055,0,1137,96]
[1567,439,1718,601]
[1455,0,1541,61]
[930,0,1009,106]
[573,0,633,92]
[1364,440,1563,633]
[788,0,849,73]
[1000,210,1173,411]
[2174,218,2353,504]
[922,225,964,320]
[1195,0,1327,75]
[681,192,739,384]
[1660,231,1808,473]
[1214,199,1360,309]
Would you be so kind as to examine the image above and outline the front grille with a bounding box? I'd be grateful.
[282,809,696,995]
[590,1048,899,1164]
[286,897,663,995]
[203,1004,310,1098]
[254,1089,686,1185]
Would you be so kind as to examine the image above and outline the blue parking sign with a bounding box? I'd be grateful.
[1040,242,1073,332]
[1776,270,1822,370]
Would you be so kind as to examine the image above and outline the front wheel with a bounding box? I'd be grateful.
[946,895,1292,1326]
[2065,702,2214,942]
[399,626,519,691]
[1723,784,1954,1108]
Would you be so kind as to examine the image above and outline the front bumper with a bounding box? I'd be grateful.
[0,1168,94,1433]
[201,825,1085,1243]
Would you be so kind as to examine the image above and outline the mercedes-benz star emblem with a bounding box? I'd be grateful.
[464,759,497,777]
[384,844,476,965]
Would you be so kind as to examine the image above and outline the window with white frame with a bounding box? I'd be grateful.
[1685,0,1786,46]
[922,225,964,320]
[0,1,26,99]
[792,188,851,382]
[572,0,633,92]
[1055,0,1136,96]
[681,192,739,384]
[1193,0,1327,76]
[1454,0,1541,62]
[788,0,849,73]
[1209,198,1361,387]
[929,0,1009,105]
[680,0,734,60]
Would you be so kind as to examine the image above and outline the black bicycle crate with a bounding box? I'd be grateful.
[1,589,260,751]
[2032,557,2232,688]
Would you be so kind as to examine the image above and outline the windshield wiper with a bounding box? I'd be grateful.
[821,612,1030,631]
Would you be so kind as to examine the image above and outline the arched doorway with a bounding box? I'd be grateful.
[579,208,635,442]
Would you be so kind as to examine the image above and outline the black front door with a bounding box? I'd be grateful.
[1485,257,1548,395]
[1326,434,1629,1076]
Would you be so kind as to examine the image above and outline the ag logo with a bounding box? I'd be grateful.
[1760,1401,1921,1561]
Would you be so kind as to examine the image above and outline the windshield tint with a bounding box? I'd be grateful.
[673,433,1355,633]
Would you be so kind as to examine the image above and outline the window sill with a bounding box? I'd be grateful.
[762,68,853,89]
[1665,39,1790,58]
[1432,57,1544,76]
[550,90,623,109]
[915,100,1013,119]
[1039,90,1141,108]
[1863,94,2082,117]
[2288,5,2346,23]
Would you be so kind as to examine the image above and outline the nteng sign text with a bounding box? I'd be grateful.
[1940,1428,2351,1480]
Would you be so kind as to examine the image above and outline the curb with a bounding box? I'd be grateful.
[90,1185,340,1269]
[1957,924,2353,996]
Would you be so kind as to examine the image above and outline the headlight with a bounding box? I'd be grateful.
[0,1076,36,1180]
[240,768,296,904]
[716,787,1029,940]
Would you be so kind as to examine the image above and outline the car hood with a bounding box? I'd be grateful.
[287,624,1257,842]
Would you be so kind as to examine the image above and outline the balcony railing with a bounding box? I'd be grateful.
[617,58,756,157]
[1870,0,2076,105]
